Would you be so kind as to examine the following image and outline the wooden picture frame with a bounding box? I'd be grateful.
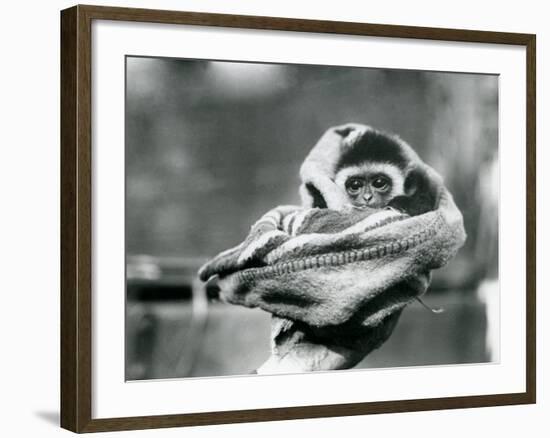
[60,4,536,433]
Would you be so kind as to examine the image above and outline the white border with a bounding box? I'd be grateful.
[92,20,526,419]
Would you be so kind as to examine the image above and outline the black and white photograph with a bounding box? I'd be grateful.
[125,56,499,380]
[2,0,545,435]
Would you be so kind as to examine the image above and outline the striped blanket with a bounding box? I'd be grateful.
[198,123,466,373]
[199,206,411,283]
[199,193,461,331]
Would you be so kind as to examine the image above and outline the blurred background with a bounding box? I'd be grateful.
[125,56,499,380]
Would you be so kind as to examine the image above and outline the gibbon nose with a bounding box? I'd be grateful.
[363,192,373,203]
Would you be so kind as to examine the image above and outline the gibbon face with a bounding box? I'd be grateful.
[334,162,406,209]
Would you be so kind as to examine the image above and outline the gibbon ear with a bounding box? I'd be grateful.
[388,166,438,216]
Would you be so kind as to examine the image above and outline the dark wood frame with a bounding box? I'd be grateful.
[61,4,536,433]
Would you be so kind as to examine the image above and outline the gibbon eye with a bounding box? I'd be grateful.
[371,175,391,191]
[345,177,365,195]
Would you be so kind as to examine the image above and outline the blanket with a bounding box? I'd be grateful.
[199,123,466,373]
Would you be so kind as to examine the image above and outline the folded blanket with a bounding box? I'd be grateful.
[199,123,466,373]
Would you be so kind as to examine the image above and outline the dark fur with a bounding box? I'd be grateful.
[389,167,439,216]
[336,129,410,171]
